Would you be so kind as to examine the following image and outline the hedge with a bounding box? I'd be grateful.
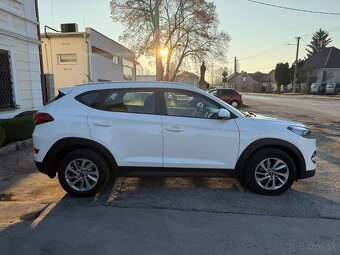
[0,126,5,146]
[0,115,35,145]
[14,110,37,118]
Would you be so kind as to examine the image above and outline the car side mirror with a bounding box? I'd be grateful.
[218,109,231,119]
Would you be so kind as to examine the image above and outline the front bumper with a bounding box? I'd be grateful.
[299,168,315,179]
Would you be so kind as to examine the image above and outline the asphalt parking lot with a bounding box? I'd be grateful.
[0,93,339,255]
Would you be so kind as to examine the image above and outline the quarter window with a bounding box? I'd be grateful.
[163,90,220,119]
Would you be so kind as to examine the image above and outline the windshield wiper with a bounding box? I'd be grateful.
[240,110,257,117]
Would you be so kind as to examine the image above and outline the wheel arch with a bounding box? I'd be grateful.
[41,137,118,178]
[235,138,306,180]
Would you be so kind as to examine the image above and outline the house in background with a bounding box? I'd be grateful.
[260,70,277,92]
[228,71,265,92]
[175,71,199,87]
[136,74,156,81]
[0,0,43,118]
[41,24,136,94]
[304,47,340,85]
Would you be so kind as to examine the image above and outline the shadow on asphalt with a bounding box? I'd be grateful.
[1,175,340,254]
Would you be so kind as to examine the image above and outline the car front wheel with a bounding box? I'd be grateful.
[58,149,109,197]
[245,148,296,195]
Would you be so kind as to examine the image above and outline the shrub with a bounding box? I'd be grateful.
[0,115,35,145]
[0,126,5,146]
[14,110,37,118]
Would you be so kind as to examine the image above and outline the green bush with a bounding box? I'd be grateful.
[14,110,37,118]
[0,126,5,146]
[0,115,35,145]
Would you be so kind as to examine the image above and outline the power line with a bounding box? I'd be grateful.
[238,39,295,61]
[246,0,340,15]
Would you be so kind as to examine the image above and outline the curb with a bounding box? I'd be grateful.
[0,138,32,157]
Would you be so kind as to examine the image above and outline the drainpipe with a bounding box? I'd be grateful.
[85,32,92,83]
[34,0,47,105]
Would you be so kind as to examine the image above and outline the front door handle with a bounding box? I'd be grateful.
[165,127,184,132]
[93,121,113,127]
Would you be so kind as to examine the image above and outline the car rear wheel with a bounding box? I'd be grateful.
[245,148,296,195]
[58,149,109,197]
[231,100,239,108]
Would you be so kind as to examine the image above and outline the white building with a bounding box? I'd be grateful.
[41,25,136,94]
[0,0,43,118]
[304,47,340,85]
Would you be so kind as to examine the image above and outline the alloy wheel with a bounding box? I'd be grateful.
[64,158,99,191]
[254,157,289,190]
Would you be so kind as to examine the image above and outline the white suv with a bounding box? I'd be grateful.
[33,82,316,197]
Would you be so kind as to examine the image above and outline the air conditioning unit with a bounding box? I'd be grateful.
[60,23,78,33]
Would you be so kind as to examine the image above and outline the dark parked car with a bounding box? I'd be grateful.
[209,88,242,108]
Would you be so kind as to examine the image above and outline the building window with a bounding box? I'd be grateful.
[123,59,134,80]
[113,55,119,64]
[0,50,15,109]
[57,54,77,64]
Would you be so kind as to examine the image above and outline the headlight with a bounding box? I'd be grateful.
[287,126,311,137]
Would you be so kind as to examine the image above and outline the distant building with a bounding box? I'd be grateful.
[304,47,340,85]
[228,71,265,92]
[41,25,136,94]
[175,71,199,87]
[0,0,43,118]
[260,70,277,92]
[136,74,156,81]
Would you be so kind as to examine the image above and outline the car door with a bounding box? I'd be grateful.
[87,88,163,167]
[160,89,240,169]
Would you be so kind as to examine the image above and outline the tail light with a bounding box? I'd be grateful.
[34,112,54,125]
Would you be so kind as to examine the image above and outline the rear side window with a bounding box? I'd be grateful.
[101,90,156,114]
[221,90,234,96]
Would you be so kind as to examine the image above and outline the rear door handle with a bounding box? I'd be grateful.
[165,127,184,132]
[93,121,113,127]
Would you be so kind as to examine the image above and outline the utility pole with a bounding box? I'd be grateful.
[292,37,301,93]
[154,0,162,81]
[234,57,237,88]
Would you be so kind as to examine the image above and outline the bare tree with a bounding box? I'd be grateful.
[110,0,230,81]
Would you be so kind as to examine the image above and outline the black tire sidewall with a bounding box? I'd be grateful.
[58,149,109,197]
[245,148,296,195]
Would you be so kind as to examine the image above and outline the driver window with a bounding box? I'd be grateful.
[163,90,220,119]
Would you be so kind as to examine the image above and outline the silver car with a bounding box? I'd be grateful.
[325,83,340,95]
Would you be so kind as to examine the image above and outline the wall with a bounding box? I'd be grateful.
[41,34,89,94]
[0,0,43,118]
[87,28,136,82]
[234,73,262,92]
[306,68,340,84]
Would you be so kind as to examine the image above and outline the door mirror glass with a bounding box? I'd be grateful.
[218,109,231,119]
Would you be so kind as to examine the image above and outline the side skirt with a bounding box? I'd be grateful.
[115,167,238,178]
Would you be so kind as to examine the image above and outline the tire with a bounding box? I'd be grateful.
[58,149,109,197]
[231,100,239,108]
[244,148,296,195]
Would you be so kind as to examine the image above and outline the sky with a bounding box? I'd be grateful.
[38,0,340,78]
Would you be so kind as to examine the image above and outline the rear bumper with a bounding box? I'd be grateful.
[35,161,56,178]
[299,168,315,179]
